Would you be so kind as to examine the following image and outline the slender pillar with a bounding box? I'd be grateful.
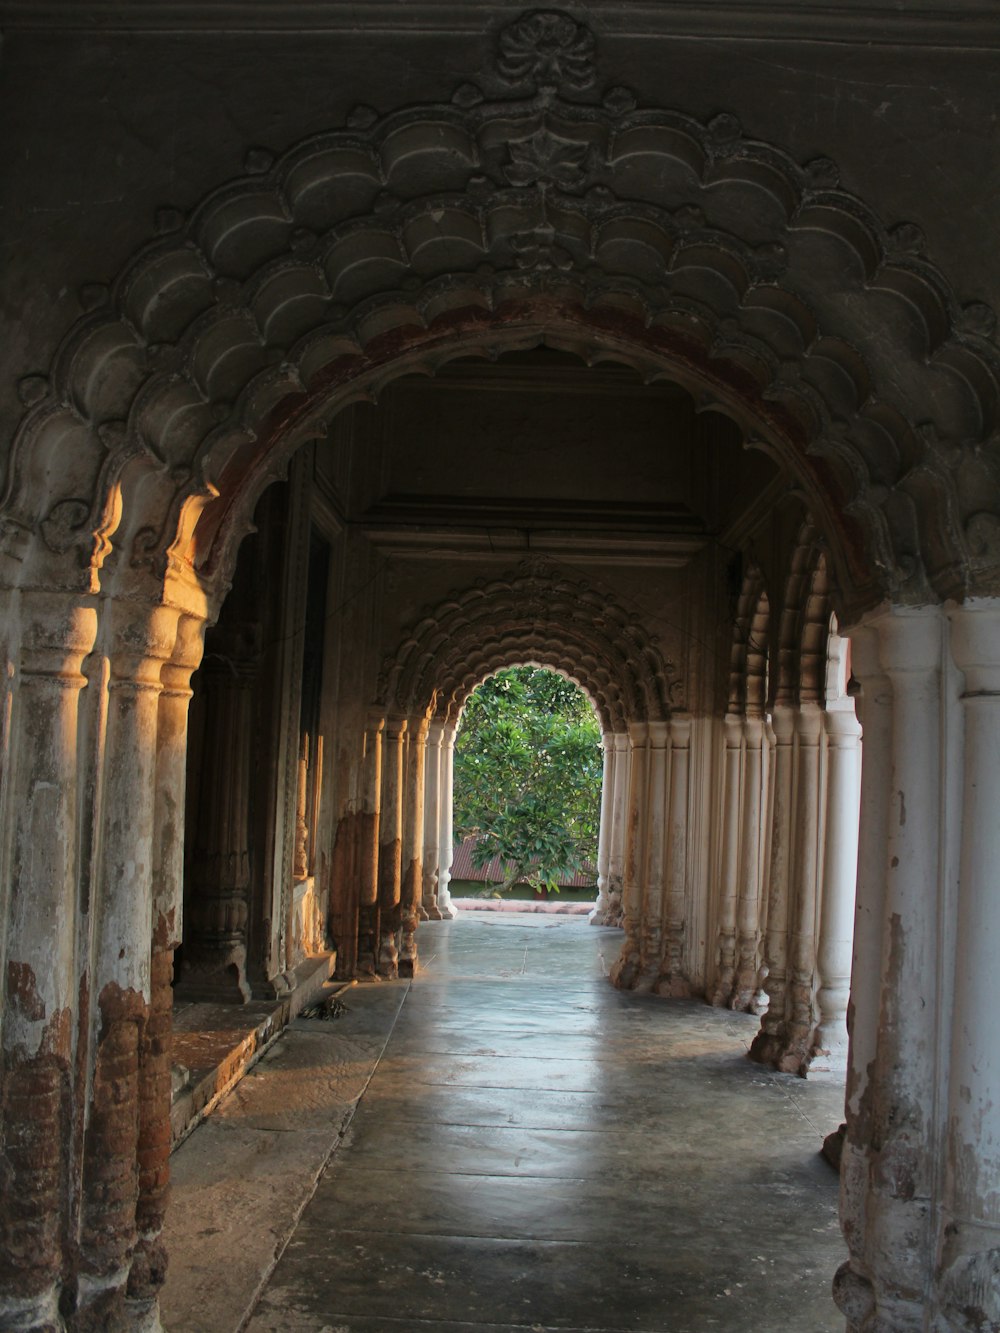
[750,703,796,1063]
[599,732,629,927]
[377,717,406,977]
[129,614,205,1325]
[657,714,692,996]
[834,608,944,1332]
[0,593,97,1332]
[812,700,862,1069]
[399,716,427,976]
[732,714,766,1011]
[421,720,444,921]
[357,714,383,975]
[610,722,648,989]
[590,732,617,924]
[636,721,669,990]
[777,701,823,1071]
[711,713,743,1005]
[436,725,458,919]
[936,602,1000,1330]
[836,624,892,1324]
[77,600,178,1328]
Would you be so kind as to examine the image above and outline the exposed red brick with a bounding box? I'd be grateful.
[129,949,174,1302]
[78,982,146,1313]
[0,1007,71,1299]
[6,960,46,1022]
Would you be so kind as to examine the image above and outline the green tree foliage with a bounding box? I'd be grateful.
[452,667,603,893]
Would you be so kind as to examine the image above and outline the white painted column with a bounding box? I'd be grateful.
[399,716,427,974]
[732,714,765,1011]
[750,703,795,1062]
[0,592,97,1330]
[812,700,862,1069]
[590,731,616,924]
[836,623,892,1324]
[778,700,823,1071]
[637,720,669,991]
[357,714,383,975]
[421,719,444,921]
[377,716,407,977]
[711,713,743,1005]
[610,721,648,989]
[436,723,458,919]
[658,714,691,996]
[604,731,630,926]
[937,601,1000,1330]
[79,600,178,1324]
[833,608,945,1332]
[132,613,205,1324]
[868,609,942,1327]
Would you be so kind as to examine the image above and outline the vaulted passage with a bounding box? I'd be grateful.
[3,9,1000,1331]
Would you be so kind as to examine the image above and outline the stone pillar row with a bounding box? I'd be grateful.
[736,693,862,1076]
[0,589,208,1333]
[351,712,458,980]
[608,717,693,996]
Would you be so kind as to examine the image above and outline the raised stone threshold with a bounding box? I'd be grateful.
[170,951,337,1146]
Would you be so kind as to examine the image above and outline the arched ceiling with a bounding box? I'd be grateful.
[3,9,999,619]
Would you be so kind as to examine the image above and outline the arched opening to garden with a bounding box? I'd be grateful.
[449,665,604,909]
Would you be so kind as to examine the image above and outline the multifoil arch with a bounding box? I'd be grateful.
[3,10,1000,617]
[377,559,680,731]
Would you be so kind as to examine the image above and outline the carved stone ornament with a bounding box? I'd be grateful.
[496,10,597,92]
[377,561,683,729]
[2,9,1000,617]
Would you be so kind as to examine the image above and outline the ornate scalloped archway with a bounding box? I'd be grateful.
[378,559,680,730]
[3,9,1000,619]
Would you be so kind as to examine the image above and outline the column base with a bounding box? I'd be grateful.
[609,948,640,989]
[821,1123,846,1171]
[123,1297,164,1333]
[809,1035,849,1074]
[71,1272,130,1333]
[654,972,691,999]
[0,1286,62,1333]
[378,931,399,978]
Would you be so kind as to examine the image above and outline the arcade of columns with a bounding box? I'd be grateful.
[3,7,1000,1330]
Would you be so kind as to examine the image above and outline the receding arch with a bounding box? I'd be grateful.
[773,519,825,708]
[377,560,679,731]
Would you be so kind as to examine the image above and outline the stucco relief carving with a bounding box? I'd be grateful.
[496,10,596,92]
[1,11,999,613]
[377,558,682,729]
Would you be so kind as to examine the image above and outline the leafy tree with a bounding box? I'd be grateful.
[452,667,603,894]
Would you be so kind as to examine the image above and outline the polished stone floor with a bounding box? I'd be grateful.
[227,915,846,1333]
[162,916,845,1331]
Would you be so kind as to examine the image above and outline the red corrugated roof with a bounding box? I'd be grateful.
[450,835,597,889]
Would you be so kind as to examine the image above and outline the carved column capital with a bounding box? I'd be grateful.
[947,598,1000,694]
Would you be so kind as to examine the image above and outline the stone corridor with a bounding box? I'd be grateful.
[163,915,845,1332]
